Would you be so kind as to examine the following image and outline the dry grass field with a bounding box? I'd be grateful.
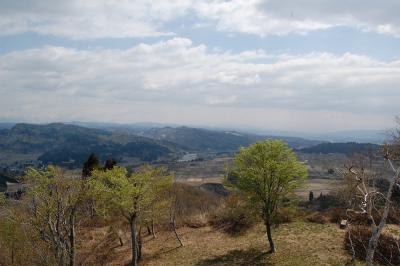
[77,220,364,266]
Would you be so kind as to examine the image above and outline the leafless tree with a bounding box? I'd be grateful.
[345,150,400,265]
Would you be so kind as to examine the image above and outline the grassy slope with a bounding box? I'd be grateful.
[77,221,363,266]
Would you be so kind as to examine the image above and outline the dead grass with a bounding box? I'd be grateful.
[77,220,367,265]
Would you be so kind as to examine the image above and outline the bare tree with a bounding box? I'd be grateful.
[168,183,184,247]
[346,151,400,265]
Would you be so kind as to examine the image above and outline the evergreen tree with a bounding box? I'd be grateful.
[82,153,100,178]
[104,157,117,170]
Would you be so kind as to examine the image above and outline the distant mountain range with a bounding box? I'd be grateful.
[0,122,385,173]
[0,123,324,168]
[0,122,388,143]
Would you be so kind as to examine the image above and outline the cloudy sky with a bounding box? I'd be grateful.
[0,0,399,133]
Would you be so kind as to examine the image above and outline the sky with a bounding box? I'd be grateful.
[0,0,399,133]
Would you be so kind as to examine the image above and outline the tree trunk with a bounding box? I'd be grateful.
[151,219,156,238]
[58,248,65,266]
[366,226,379,266]
[137,224,142,261]
[11,242,14,265]
[265,219,276,253]
[129,215,138,266]
[172,216,183,247]
[147,225,152,236]
[365,159,399,265]
[68,210,75,266]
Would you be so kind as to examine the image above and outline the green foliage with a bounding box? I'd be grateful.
[24,166,84,212]
[22,166,87,265]
[89,165,173,265]
[89,165,173,219]
[231,140,307,220]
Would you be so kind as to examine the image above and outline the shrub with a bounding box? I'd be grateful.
[346,208,400,226]
[209,195,257,235]
[184,213,209,228]
[344,226,400,265]
[306,213,329,224]
[317,194,341,211]
[273,207,306,226]
[327,208,347,224]
[387,207,400,224]
[169,183,222,227]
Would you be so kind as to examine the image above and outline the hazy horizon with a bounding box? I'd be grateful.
[0,119,390,139]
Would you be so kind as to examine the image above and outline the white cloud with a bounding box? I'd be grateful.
[194,0,400,37]
[0,0,192,39]
[1,0,400,38]
[0,38,399,130]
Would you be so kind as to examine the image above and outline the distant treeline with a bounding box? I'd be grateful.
[299,142,380,155]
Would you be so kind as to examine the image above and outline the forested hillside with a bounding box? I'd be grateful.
[0,123,176,167]
[299,142,380,155]
[138,126,321,152]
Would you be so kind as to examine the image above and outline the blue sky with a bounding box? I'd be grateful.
[0,0,399,132]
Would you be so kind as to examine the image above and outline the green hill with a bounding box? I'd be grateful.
[0,123,176,167]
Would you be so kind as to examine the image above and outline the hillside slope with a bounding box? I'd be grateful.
[299,142,380,155]
[77,221,357,265]
[0,123,176,167]
[139,126,320,152]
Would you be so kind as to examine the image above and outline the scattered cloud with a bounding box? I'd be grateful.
[1,0,400,39]
[1,38,399,130]
[195,0,400,37]
[0,0,192,39]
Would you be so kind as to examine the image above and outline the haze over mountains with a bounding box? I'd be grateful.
[0,122,387,143]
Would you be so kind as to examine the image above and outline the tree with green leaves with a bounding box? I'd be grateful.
[89,165,172,266]
[229,140,307,253]
[23,166,87,266]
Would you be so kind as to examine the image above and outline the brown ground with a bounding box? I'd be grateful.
[77,220,362,266]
